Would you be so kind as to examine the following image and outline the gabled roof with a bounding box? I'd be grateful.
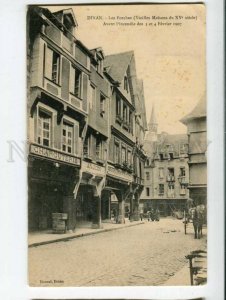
[137,79,148,130]
[53,8,78,27]
[104,51,134,82]
[181,94,206,124]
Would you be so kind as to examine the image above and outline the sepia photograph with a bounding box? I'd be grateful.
[27,3,207,287]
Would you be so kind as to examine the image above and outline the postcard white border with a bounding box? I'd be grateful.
[0,0,224,300]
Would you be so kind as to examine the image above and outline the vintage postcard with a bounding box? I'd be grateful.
[27,3,206,287]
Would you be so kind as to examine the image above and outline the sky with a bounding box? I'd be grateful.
[46,4,206,134]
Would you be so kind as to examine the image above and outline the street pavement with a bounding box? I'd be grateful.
[29,218,207,286]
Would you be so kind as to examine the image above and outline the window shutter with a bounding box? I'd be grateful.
[74,122,79,155]
[70,66,75,94]
[82,73,88,111]
[45,47,53,79]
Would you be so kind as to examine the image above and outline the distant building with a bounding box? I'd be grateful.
[140,106,189,216]
[181,95,207,206]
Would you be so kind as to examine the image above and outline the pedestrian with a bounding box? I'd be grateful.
[155,208,160,221]
[140,212,143,221]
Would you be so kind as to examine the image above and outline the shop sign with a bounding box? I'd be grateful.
[82,161,105,177]
[30,144,80,166]
[107,165,133,182]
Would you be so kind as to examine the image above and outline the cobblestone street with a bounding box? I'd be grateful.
[29,218,207,286]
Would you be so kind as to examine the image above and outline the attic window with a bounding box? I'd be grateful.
[63,15,73,39]
[97,57,103,75]
[124,76,129,92]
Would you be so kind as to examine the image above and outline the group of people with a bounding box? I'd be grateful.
[140,208,160,222]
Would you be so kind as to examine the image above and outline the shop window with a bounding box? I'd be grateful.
[100,94,106,117]
[70,66,82,98]
[37,109,52,147]
[146,172,150,180]
[146,187,150,196]
[62,121,74,154]
[45,47,60,84]
[159,184,164,195]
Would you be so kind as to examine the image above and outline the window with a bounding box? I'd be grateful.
[45,47,60,84]
[180,184,186,195]
[90,85,96,109]
[123,104,127,121]
[146,172,150,180]
[169,152,174,159]
[168,184,175,198]
[124,76,129,92]
[168,168,174,176]
[159,184,164,195]
[63,15,73,39]
[70,67,82,98]
[97,58,103,74]
[116,95,121,116]
[159,153,164,161]
[100,94,105,117]
[114,142,120,164]
[37,109,52,147]
[146,187,150,197]
[129,110,133,132]
[180,167,186,177]
[62,122,73,154]
[127,149,132,165]
[96,138,102,159]
[121,147,126,164]
[159,168,164,179]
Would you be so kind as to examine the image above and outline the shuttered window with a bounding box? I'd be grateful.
[62,122,73,154]
[70,66,82,98]
[45,47,60,84]
[37,109,52,147]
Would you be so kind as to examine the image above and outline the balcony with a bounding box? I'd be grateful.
[178,176,188,184]
[166,175,175,182]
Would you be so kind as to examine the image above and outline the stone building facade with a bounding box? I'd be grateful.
[181,95,207,206]
[27,6,147,231]
[140,106,189,216]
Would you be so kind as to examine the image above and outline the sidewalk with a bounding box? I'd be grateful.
[163,250,207,286]
[28,219,144,248]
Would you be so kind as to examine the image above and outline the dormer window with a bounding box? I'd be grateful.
[63,15,73,39]
[124,76,129,92]
[97,58,103,75]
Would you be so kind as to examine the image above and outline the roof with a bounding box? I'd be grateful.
[181,94,206,124]
[104,51,134,82]
[149,103,157,125]
[136,79,148,130]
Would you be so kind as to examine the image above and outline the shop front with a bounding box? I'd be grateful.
[28,144,81,231]
[76,161,106,228]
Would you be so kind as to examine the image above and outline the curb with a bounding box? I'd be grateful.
[29,221,145,248]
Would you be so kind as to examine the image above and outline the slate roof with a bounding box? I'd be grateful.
[181,94,206,124]
[104,51,134,83]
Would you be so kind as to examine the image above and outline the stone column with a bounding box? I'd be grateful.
[118,197,125,224]
[132,193,140,221]
[63,195,76,232]
[92,186,102,229]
